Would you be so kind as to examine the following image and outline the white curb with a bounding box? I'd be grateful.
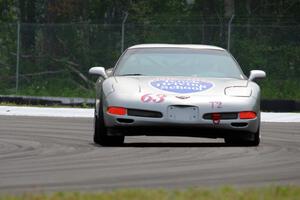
[0,106,300,122]
[0,106,93,118]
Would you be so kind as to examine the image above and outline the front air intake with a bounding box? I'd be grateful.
[231,122,248,127]
[117,118,134,123]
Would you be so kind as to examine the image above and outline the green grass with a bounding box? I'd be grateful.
[1,186,300,200]
[0,75,95,98]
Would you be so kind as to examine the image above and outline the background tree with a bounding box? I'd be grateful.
[0,0,299,99]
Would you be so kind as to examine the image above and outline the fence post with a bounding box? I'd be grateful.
[227,14,234,52]
[121,12,128,53]
[16,21,21,93]
[201,19,205,43]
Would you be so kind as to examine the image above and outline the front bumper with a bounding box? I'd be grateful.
[102,94,260,136]
[105,114,259,135]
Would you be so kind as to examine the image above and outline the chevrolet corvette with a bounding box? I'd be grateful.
[89,44,266,146]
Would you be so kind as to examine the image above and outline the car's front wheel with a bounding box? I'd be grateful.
[93,102,124,146]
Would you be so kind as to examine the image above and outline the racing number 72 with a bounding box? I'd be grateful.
[210,101,222,109]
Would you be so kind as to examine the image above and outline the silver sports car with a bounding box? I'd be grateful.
[89,44,266,146]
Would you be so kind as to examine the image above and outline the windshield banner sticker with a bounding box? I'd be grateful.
[150,79,213,93]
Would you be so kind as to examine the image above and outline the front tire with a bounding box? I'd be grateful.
[93,102,124,146]
[247,128,260,146]
[225,128,260,147]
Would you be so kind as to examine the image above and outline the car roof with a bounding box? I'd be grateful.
[128,44,225,51]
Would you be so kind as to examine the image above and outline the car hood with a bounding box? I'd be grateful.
[107,76,249,97]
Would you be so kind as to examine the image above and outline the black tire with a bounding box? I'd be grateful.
[225,128,260,147]
[247,128,260,146]
[93,102,124,146]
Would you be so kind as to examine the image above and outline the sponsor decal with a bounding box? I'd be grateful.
[150,79,213,94]
[141,93,166,103]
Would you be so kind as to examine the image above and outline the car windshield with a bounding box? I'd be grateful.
[114,48,245,79]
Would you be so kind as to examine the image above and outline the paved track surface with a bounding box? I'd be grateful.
[0,116,300,193]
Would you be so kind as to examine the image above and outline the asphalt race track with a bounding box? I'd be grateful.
[0,115,300,193]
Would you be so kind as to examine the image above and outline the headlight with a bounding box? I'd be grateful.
[225,87,252,97]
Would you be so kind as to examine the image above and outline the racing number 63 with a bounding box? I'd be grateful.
[141,94,166,103]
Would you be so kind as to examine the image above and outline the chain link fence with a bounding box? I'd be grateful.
[0,22,299,99]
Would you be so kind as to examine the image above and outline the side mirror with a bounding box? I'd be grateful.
[89,66,108,79]
[248,70,266,81]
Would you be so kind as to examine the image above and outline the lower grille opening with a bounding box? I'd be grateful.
[231,122,248,127]
[117,118,134,123]
[127,109,163,118]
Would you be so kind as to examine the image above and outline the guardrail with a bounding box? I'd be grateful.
[0,95,94,107]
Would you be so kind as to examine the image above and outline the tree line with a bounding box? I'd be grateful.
[0,0,299,99]
[1,0,299,24]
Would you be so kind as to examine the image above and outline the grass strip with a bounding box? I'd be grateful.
[1,186,300,200]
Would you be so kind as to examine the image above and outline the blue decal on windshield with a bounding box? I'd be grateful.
[150,79,213,93]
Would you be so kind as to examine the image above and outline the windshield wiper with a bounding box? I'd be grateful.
[119,73,144,76]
